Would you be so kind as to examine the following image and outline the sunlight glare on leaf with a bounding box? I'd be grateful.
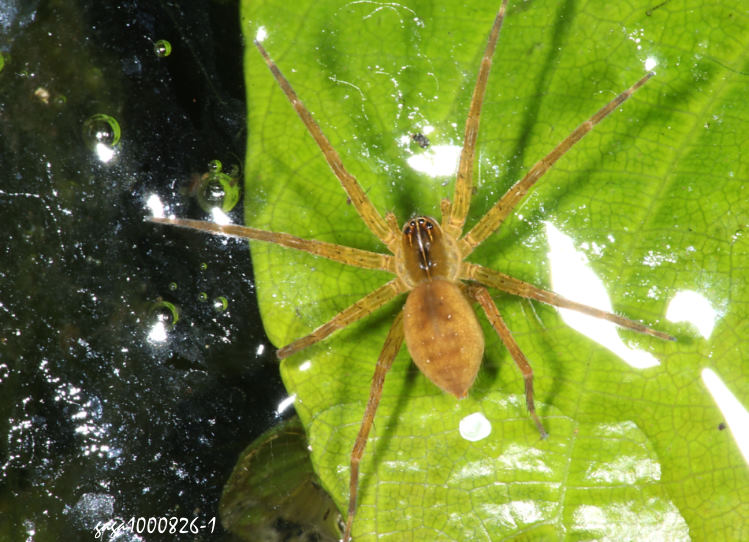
[276,394,296,416]
[572,501,690,541]
[701,368,749,466]
[545,222,660,369]
[406,144,460,177]
[665,290,717,338]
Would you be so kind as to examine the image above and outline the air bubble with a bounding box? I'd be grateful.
[82,113,120,154]
[154,39,172,57]
[192,159,242,212]
[149,299,179,327]
[213,296,228,312]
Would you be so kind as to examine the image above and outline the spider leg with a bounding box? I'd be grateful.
[344,310,404,542]
[444,0,509,239]
[254,40,399,251]
[150,217,395,272]
[278,278,407,359]
[462,262,675,341]
[468,284,547,437]
[460,71,654,256]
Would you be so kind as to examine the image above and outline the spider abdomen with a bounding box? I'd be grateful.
[403,279,484,398]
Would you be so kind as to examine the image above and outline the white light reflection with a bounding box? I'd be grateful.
[479,500,548,528]
[146,193,165,218]
[459,412,491,442]
[701,368,749,465]
[406,144,460,177]
[210,206,232,225]
[545,222,659,369]
[645,56,657,72]
[95,142,116,163]
[666,290,717,339]
[147,320,168,343]
[276,394,296,416]
[572,501,688,540]
[255,26,267,42]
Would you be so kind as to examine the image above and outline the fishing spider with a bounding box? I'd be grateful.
[152,1,674,539]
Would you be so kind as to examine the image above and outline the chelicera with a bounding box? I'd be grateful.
[151,1,673,539]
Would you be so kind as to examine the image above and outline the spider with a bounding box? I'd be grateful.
[151,1,674,539]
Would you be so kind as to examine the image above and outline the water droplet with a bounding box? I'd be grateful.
[153,39,172,58]
[81,114,121,157]
[208,159,223,172]
[198,292,208,302]
[213,296,228,312]
[200,262,208,271]
[168,282,178,291]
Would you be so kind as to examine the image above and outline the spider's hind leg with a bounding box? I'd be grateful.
[344,310,405,542]
[467,283,548,438]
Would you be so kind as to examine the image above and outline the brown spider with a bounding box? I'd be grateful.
[151,1,674,539]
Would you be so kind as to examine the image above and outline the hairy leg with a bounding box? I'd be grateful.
[150,217,395,271]
[469,285,547,437]
[444,0,509,239]
[460,72,654,256]
[255,40,398,250]
[344,310,405,542]
[462,262,674,341]
[278,278,407,359]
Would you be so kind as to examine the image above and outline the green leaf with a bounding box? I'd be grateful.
[241,0,749,539]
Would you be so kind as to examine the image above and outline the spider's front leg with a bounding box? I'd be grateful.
[277,278,406,359]
[444,0,509,238]
[458,71,654,257]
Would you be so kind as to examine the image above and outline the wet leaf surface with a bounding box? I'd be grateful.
[243,0,749,539]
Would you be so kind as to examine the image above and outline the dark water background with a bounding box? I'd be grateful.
[0,1,287,539]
